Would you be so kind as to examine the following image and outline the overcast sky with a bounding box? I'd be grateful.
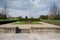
[0,0,60,18]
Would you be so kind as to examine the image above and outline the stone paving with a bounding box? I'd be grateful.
[0,33,60,40]
[0,22,60,40]
[0,22,60,29]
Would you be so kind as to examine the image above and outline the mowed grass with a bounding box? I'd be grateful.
[42,20,60,26]
[15,21,41,24]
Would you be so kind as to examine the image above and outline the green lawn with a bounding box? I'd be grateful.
[15,21,41,24]
[42,20,60,26]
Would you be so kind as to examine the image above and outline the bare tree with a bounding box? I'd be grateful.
[57,9,60,20]
[48,3,58,20]
[0,0,9,19]
[3,0,8,19]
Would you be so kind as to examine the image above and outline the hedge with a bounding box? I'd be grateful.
[18,18,40,21]
[0,20,17,25]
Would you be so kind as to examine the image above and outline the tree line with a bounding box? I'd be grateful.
[0,10,7,19]
[39,3,60,20]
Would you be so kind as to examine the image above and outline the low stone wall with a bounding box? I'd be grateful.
[0,28,16,33]
[21,29,30,33]
[30,27,60,34]
[0,27,30,33]
[0,26,60,34]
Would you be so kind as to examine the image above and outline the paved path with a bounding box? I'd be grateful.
[0,22,60,29]
[0,33,60,40]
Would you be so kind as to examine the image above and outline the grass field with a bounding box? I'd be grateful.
[42,20,60,26]
[15,21,41,24]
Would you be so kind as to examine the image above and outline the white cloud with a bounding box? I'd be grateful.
[8,0,31,7]
[8,9,30,17]
[0,0,59,17]
[8,8,48,18]
[30,0,60,8]
[8,0,60,10]
[9,1,22,7]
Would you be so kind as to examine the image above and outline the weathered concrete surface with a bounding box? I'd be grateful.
[0,22,60,33]
[0,22,60,29]
[0,33,60,40]
[0,22,60,40]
